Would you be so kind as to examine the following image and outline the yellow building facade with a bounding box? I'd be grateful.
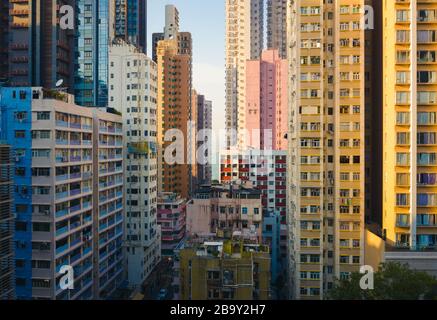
[179,240,271,300]
[383,0,437,250]
[287,0,365,299]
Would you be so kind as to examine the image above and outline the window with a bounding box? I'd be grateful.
[33,222,50,232]
[340,256,349,264]
[14,112,27,121]
[207,271,220,280]
[36,112,50,120]
[15,130,25,138]
[31,131,51,140]
[32,279,51,288]
[32,149,51,158]
[396,193,410,206]
[396,10,410,22]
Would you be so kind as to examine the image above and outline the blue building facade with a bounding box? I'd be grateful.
[262,210,281,285]
[0,87,125,299]
[127,0,148,53]
[115,0,148,53]
[74,0,109,107]
[0,88,33,299]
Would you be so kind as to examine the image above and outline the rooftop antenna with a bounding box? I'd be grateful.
[55,79,64,88]
[54,79,68,93]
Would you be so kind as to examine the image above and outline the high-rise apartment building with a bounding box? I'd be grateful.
[190,90,198,192]
[0,0,9,82]
[196,94,213,185]
[0,87,124,300]
[93,109,125,299]
[246,49,288,150]
[267,0,288,58]
[151,5,192,63]
[0,144,15,300]
[287,1,365,299]
[6,0,74,89]
[383,0,437,250]
[114,0,148,53]
[74,0,111,107]
[156,39,192,199]
[365,0,383,226]
[220,150,287,218]
[225,0,264,147]
[108,40,161,287]
[179,239,271,300]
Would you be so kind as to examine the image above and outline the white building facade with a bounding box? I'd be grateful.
[109,41,161,288]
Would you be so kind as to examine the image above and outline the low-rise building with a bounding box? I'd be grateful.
[179,239,271,300]
[220,150,287,264]
[157,193,187,256]
[187,183,263,243]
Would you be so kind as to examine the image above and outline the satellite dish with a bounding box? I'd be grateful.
[55,79,64,88]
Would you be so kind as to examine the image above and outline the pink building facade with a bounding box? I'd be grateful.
[157,193,187,256]
[246,49,288,150]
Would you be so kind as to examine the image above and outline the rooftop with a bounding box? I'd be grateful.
[194,183,262,199]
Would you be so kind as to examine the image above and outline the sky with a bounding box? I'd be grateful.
[147,0,226,131]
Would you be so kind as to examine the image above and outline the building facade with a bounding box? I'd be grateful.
[93,109,125,299]
[74,0,110,107]
[187,184,263,242]
[0,87,124,299]
[262,210,281,285]
[6,0,74,89]
[246,49,288,151]
[0,0,9,82]
[382,0,437,251]
[287,0,366,299]
[156,39,192,199]
[0,144,15,299]
[114,0,148,53]
[179,240,271,300]
[225,0,264,147]
[151,5,192,63]
[157,193,187,256]
[108,41,161,288]
[267,0,288,58]
[220,149,288,269]
[196,94,213,185]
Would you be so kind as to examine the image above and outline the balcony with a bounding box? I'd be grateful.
[56,226,69,237]
[70,140,81,146]
[70,189,81,197]
[56,139,68,146]
[70,252,82,264]
[55,191,68,200]
[70,204,81,213]
[56,120,68,128]
[55,209,69,219]
[70,156,82,162]
[56,174,69,182]
[69,123,82,130]
[56,243,69,255]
